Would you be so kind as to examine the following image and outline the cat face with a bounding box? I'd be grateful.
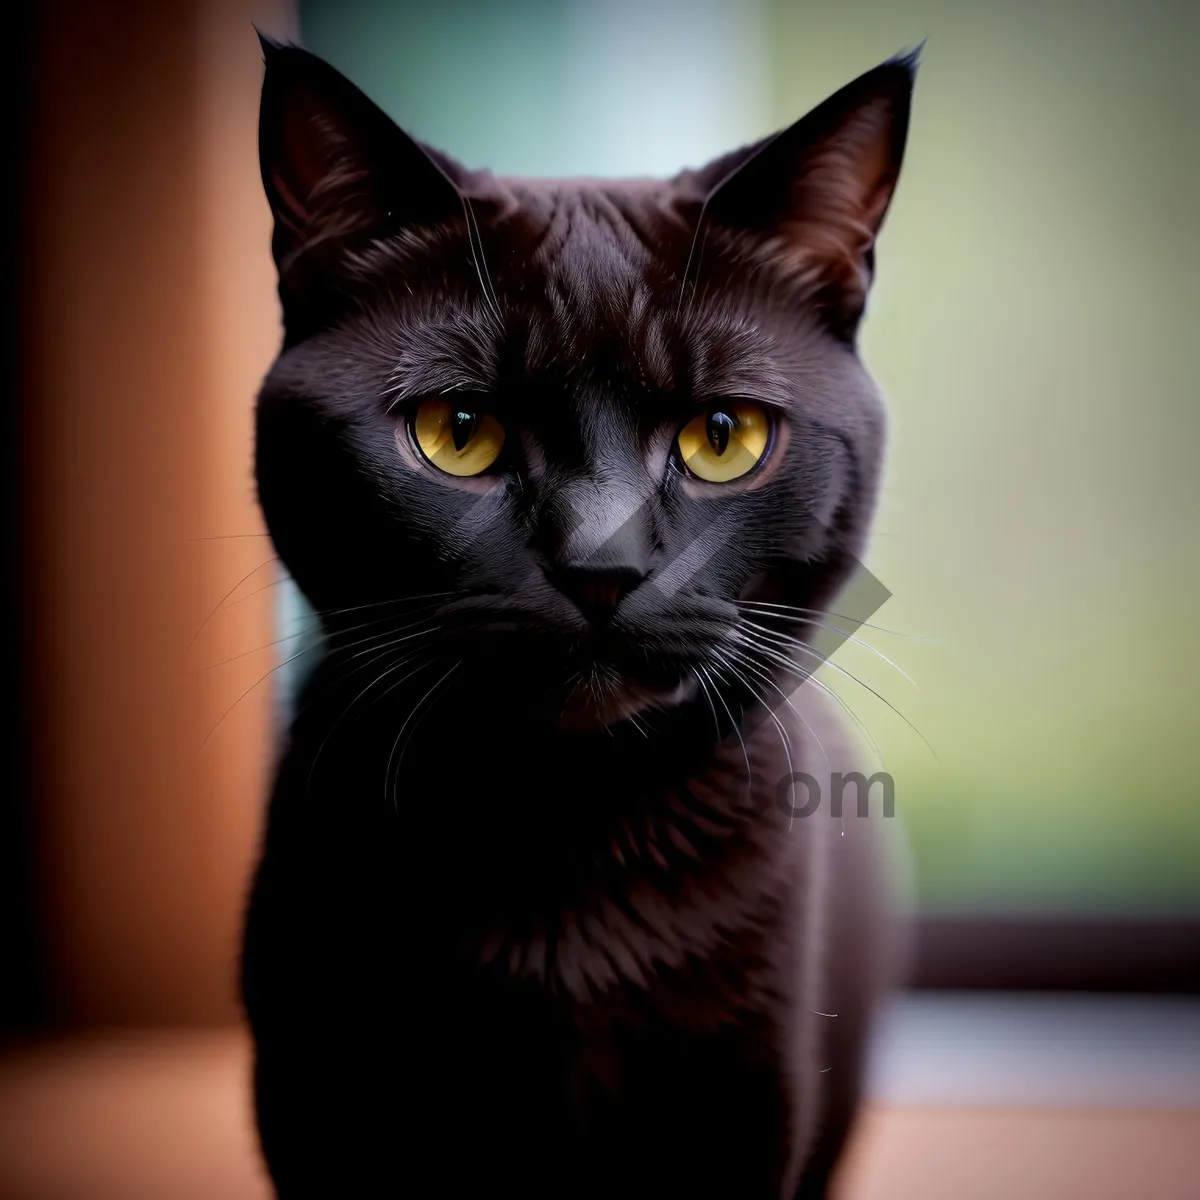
[254,37,916,727]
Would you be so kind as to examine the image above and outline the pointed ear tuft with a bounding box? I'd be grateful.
[687,48,921,339]
[254,27,287,60]
[257,42,466,330]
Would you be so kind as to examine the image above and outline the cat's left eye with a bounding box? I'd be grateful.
[410,398,506,477]
[676,401,772,483]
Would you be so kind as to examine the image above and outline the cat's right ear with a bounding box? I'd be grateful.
[257,34,465,319]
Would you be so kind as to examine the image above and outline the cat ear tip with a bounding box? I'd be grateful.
[890,39,927,77]
[255,27,303,64]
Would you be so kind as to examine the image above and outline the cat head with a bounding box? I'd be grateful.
[254,35,917,729]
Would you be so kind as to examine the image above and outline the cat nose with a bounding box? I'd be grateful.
[550,567,645,625]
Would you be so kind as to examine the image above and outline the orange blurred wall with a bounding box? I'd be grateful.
[22,0,297,1027]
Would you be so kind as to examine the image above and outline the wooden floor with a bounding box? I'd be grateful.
[0,1029,1197,1199]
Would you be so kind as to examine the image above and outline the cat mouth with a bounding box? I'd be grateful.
[555,668,698,732]
[430,601,706,725]
[552,629,702,728]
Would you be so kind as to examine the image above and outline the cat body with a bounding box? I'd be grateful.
[243,35,919,1199]
[245,666,891,1198]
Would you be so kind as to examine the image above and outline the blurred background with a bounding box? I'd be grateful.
[1,0,1197,1197]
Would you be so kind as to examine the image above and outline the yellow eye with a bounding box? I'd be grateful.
[411,399,506,477]
[676,401,771,483]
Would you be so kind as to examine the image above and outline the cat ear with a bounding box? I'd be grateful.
[684,47,920,338]
[256,34,465,303]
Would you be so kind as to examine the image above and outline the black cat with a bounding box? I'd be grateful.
[242,33,918,1198]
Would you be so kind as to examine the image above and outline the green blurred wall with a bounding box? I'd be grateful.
[296,0,1200,915]
[762,0,1200,913]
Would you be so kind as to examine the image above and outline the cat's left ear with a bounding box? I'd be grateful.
[681,47,920,339]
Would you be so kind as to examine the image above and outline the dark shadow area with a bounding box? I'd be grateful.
[1,2,44,1039]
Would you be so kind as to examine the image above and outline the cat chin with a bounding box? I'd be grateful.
[553,672,699,733]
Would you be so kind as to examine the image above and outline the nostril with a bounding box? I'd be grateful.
[550,568,644,624]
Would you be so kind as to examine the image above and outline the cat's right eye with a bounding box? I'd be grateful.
[410,398,506,477]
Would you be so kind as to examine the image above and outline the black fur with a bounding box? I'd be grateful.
[243,34,918,1198]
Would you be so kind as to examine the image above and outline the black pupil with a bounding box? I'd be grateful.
[706,409,737,456]
[450,409,478,451]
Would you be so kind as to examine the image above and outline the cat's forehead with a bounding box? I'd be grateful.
[363,181,800,411]
[495,180,686,306]
[376,292,791,417]
[499,185,768,380]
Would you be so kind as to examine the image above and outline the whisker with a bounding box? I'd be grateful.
[312,590,458,623]
[189,533,273,541]
[188,557,280,649]
[253,622,446,739]
[733,600,938,643]
[736,611,918,690]
[712,648,797,828]
[202,605,444,673]
[691,666,723,742]
[725,643,847,840]
[200,628,312,671]
[736,625,937,762]
[731,631,887,767]
[559,667,586,719]
[203,623,435,748]
[223,575,296,611]
[387,660,462,815]
[589,662,615,737]
[676,184,716,319]
[317,604,449,648]
[340,622,443,663]
[305,650,429,789]
[698,662,752,792]
[723,643,832,780]
[195,643,304,755]
[461,196,504,326]
[283,638,426,727]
